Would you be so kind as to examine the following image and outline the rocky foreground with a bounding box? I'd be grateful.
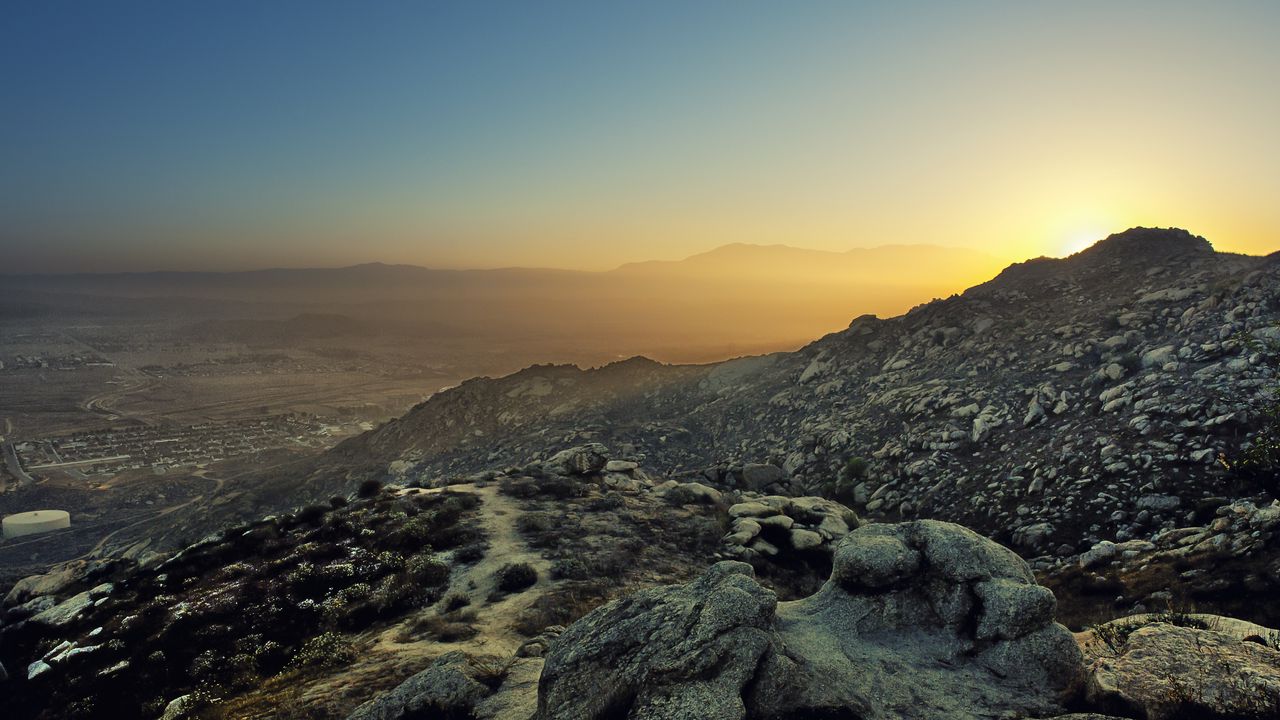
[2,446,1278,719]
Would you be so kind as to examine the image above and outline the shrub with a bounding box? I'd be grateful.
[586,550,629,580]
[375,550,407,574]
[295,504,329,526]
[588,493,626,511]
[357,479,384,499]
[401,609,479,643]
[499,476,540,498]
[495,562,538,593]
[551,557,589,581]
[843,456,869,480]
[407,554,451,586]
[455,542,487,564]
[252,640,289,675]
[1091,611,1209,654]
[513,584,605,636]
[516,512,557,534]
[386,515,436,552]
[288,632,356,671]
[440,591,471,613]
[469,656,513,690]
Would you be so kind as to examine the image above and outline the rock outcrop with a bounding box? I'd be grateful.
[537,520,1083,719]
[1085,623,1280,719]
[346,652,492,720]
[721,494,860,561]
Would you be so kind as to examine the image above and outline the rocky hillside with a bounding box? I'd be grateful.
[274,228,1280,558]
[3,428,1279,719]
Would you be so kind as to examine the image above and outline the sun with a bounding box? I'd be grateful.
[1057,228,1108,257]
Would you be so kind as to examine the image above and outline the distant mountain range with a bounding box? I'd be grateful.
[2,242,998,295]
[1,243,1003,361]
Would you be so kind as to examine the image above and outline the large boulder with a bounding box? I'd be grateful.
[1085,623,1280,720]
[537,561,776,720]
[346,651,491,720]
[739,464,785,490]
[537,520,1083,719]
[3,564,82,607]
[751,520,1083,719]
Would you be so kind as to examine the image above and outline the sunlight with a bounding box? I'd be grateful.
[1060,231,1103,257]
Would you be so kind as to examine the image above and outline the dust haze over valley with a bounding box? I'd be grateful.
[2,242,1001,363]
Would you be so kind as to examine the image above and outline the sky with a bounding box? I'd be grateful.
[3,0,1280,273]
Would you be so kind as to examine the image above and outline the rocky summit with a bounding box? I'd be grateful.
[4,228,1280,719]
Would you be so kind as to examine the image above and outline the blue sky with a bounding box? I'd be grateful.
[4,1,1279,272]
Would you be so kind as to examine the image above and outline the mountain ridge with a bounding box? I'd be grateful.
[0,242,996,280]
[238,227,1280,549]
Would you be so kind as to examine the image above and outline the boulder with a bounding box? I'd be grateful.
[751,521,1082,719]
[347,651,491,720]
[3,564,83,607]
[789,528,823,550]
[739,463,785,490]
[660,482,722,506]
[545,444,610,476]
[536,561,776,720]
[160,694,198,720]
[538,520,1083,719]
[29,590,94,628]
[475,657,544,720]
[1085,623,1280,720]
[1012,522,1056,552]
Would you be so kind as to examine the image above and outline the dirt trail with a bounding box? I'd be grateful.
[277,483,560,714]
[379,483,556,656]
[445,484,555,646]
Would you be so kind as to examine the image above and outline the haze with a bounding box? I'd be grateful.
[4,1,1280,274]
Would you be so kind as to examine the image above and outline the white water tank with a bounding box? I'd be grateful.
[2,510,71,539]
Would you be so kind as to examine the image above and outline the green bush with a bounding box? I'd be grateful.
[843,457,868,481]
[407,554,451,586]
[516,512,557,534]
[455,542,487,564]
[495,562,538,593]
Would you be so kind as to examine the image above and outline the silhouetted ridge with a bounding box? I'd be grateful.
[1077,227,1212,261]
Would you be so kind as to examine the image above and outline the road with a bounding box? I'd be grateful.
[81,375,158,425]
[2,434,35,491]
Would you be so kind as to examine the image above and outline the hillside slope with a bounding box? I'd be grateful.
[107,227,1280,559]
[307,228,1280,552]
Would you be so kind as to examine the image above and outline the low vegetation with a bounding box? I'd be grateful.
[0,489,485,719]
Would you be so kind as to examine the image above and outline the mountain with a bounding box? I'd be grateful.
[169,228,1277,552]
[1,244,1003,362]
[6,228,1280,719]
[80,226,1278,569]
[614,242,995,284]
